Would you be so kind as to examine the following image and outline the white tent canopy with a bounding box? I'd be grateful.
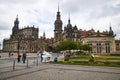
[42,51,52,62]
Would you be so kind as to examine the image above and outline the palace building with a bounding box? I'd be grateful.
[53,6,120,54]
[3,7,120,54]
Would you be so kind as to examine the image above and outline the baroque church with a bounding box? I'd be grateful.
[3,6,120,54]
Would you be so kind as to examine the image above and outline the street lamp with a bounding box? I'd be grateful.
[17,35,21,54]
[0,43,1,53]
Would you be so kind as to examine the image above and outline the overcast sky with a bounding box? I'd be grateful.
[0,0,120,47]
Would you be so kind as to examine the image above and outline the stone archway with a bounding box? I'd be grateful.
[46,46,53,52]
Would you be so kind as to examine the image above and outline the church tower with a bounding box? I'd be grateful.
[67,14,72,28]
[66,14,73,38]
[109,25,114,35]
[54,4,63,41]
[12,15,19,35]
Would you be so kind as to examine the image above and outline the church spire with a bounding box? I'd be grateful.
[56,4,60,20]
[16,14,18,21]
[54,4,62,25]
[43,32,46,38]
[67,13,72,27]
[109,23,114,35]
[58,3,59,12]
[68,13,71,24]
[14,14,19,28]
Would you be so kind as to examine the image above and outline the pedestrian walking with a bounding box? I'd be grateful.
[22,52,26,63]
[41,52,43,62]
[9,52,11,57]
[17,53,21,63]
[0,53,1,58]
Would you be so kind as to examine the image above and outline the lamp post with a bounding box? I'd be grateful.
[17,37,20,54]
[0,43,1,53]
[29,36,32,53]
[17,35,22,63]
[0,43,1,58]
[17,35,21,54]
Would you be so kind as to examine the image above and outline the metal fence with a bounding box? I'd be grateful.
[0,57,44,71]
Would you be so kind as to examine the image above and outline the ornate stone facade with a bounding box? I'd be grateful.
[3,16,39,53]
[3,16,54,52]
[81,29,116,53]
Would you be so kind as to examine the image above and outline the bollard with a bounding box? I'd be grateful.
[45,57,46,64]
[13,59,15,71]
[33,57,35,63]
[36,57,38,66]
[26,59,28,68]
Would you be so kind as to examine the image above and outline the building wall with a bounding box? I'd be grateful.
[82,36,116,54]
[3,26,39,53]
[115,40,120,53]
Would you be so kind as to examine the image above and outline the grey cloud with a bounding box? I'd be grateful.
[59,0,120,22]
[0,21,11,30]
[88,0,120,19]
[0,0,38,4]
[61,0,110,14]
[103,3,120,16]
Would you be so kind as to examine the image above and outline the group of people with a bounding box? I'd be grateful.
[17,52,26,63]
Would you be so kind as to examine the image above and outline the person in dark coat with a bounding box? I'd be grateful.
[41,52,43,62]
[22,52,26,63]
[9,52,11,57]
[17,53,21,63]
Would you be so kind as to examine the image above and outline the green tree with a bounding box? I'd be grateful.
[82,44,92,51]
[55,40,92,53]
[76,42,83,50]
[55,39,78,52]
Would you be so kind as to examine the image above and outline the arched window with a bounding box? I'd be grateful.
[96,43,101,53]
[105,43,110,53]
